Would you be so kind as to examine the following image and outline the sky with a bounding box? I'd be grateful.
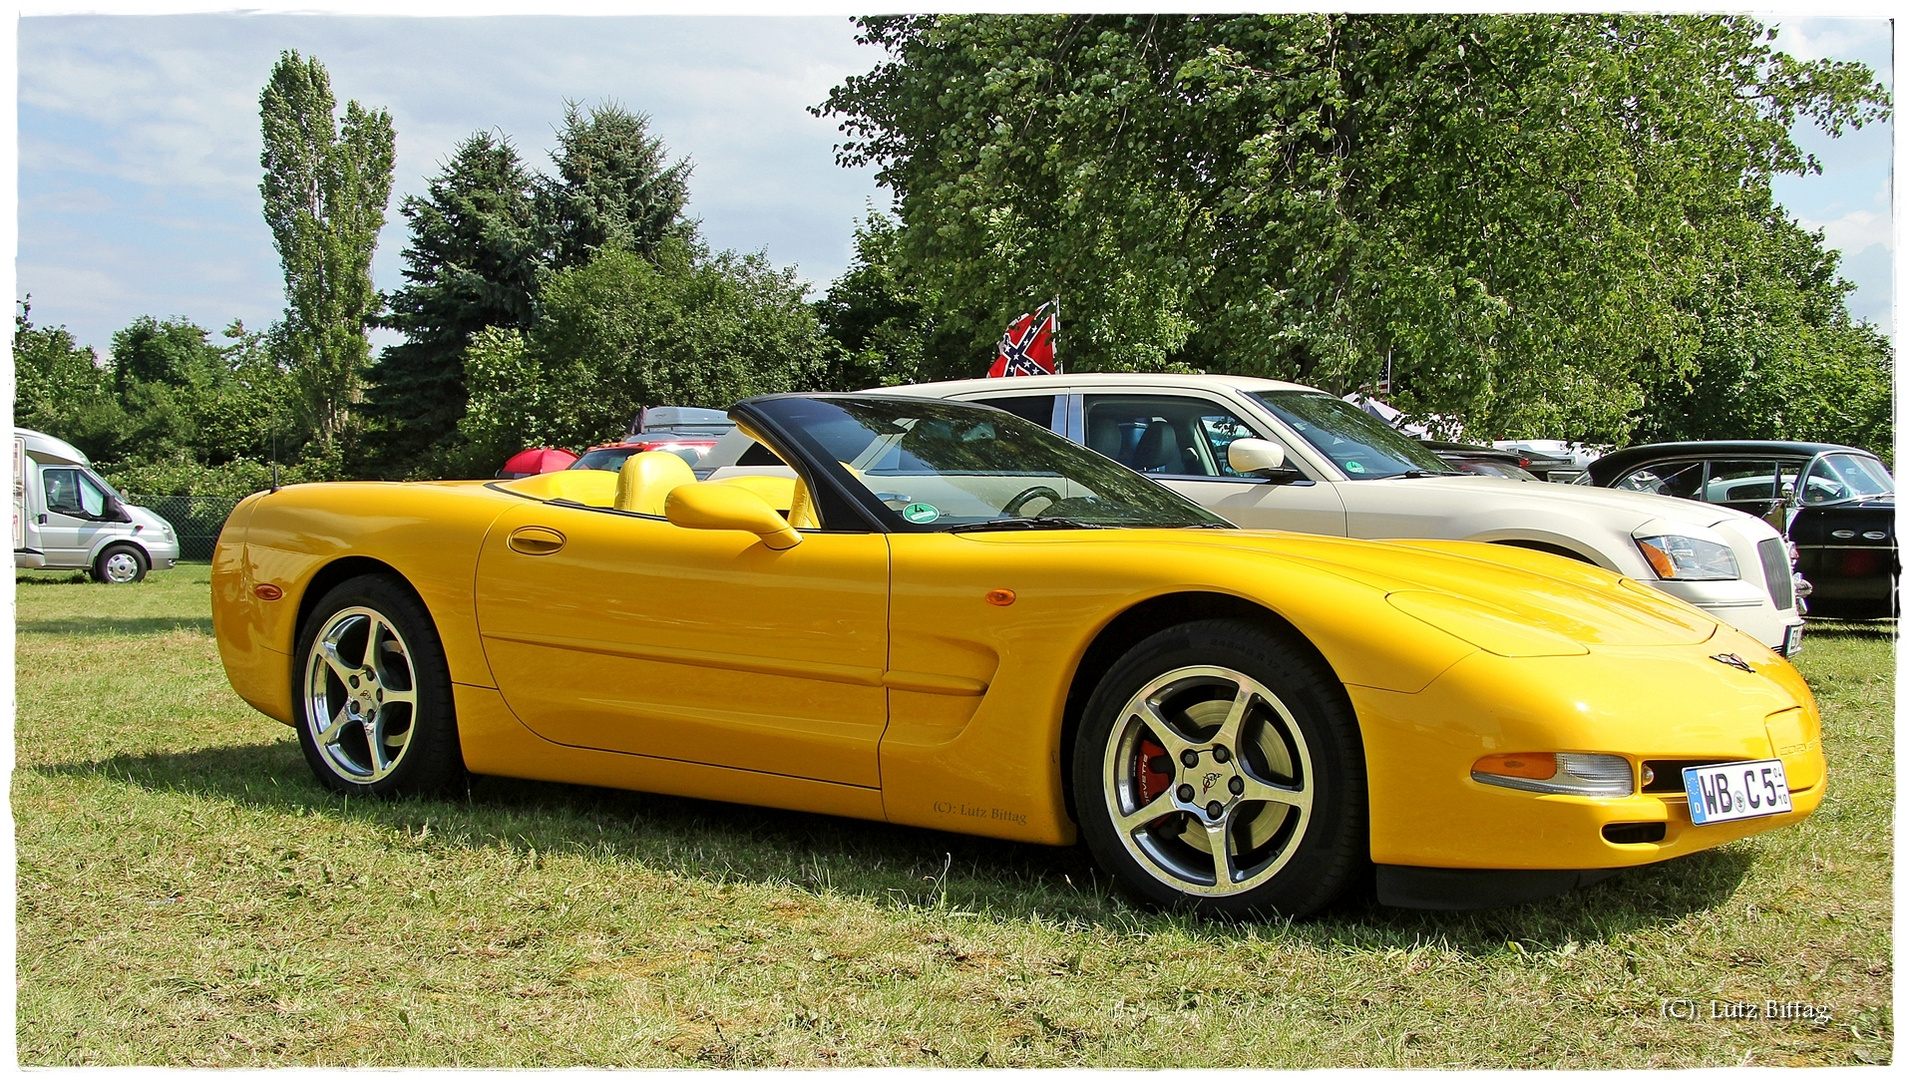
[8,10,1898,359]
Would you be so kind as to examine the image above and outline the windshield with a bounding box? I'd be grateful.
[1247,391,1455,479]
[1801,452,1894,505]
[749,396,1231,530]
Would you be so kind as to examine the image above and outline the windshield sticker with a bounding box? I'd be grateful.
[901,502,941,524]
[1343,460,1366,474]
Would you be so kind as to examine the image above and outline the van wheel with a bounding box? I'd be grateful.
[1073,618,1367,918]
[294,575,464,797]
[92,543,149,584]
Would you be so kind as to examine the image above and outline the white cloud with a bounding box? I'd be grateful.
[1797,208,1896,254]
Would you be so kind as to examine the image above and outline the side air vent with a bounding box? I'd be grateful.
[1602,822,1667,845]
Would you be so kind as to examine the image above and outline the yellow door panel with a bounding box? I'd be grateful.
[473,501,889,788]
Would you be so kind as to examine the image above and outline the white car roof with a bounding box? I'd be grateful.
[875,372,1321,397]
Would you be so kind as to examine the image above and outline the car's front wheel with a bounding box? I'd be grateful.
[1074,618,1367,918]
[294,575,464,797]
[92,542,148,584]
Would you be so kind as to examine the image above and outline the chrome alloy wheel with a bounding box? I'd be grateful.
[1101,665,1315,897]
[303,606,420,784]
[101,549,143,583]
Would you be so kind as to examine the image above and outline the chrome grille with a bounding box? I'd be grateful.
[1758,537,1793,611]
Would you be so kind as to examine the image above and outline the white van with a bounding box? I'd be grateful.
[12,428,180,582]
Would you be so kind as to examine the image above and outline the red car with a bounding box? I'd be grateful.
[569,406,735,472]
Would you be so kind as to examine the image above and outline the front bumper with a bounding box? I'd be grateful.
[1354,631,1825,873]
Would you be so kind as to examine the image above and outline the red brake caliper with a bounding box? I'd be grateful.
[1134,737,1172,819]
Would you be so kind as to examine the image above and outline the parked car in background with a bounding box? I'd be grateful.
[1587,441,1897,620]
[496,447,578,479]
[798,373,1809,655]
[1496,439,1607,483]
[1419,439,1575,482]
[571,406,737,472]
[12,428,180,582]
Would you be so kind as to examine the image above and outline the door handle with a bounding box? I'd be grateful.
[506,525,566,556]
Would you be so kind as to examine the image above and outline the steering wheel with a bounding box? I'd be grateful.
[1002,485,1063,517]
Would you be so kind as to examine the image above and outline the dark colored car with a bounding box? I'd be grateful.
[1587,441,1897,619]
[1418,440,1573,482]
[570,406,737,472]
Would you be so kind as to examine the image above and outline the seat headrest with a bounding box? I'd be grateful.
[1133,420,1180,472]
[614,451,698,515]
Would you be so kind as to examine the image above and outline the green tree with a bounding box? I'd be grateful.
[540,101,694,269]
[456,239,836,471]
[814,209,941,389]
[1633,202,1894,456]
[11,298,122,459]
[259,49,397,453]
[360,130,544,474]
[819,15,1889,442]
[107,316,296,469]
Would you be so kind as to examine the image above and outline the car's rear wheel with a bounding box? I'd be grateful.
[1074,618,1367,918]
[294,575,463,797]
[92,543,148,584]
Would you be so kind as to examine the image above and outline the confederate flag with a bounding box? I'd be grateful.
[987,299,1060,377]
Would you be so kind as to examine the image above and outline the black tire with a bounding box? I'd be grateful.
[92,542,149,584]
[293,574,464,797]
[1072,618,1368,918]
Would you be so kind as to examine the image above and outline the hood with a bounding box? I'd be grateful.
[124,503,174,534]
[968,528,1719,653]
[1391,474,1740,529]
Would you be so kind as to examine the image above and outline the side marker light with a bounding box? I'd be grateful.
[985,589,1016,607]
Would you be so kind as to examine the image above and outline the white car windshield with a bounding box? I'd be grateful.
[1248,391,1458,479]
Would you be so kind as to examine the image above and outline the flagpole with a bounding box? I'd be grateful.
[1052,295,1062,375]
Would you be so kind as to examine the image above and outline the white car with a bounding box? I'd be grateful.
[848,373,1805,656]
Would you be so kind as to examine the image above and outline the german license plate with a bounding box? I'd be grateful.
[1684,759,1792,825]
[1782,622,1804,657]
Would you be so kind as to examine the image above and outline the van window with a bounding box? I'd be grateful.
[43,467,107,518]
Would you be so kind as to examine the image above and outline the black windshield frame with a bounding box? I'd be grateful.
[734,394,1234,533]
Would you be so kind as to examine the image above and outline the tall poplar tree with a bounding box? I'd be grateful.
[360,131,543,472]
[259,50,396,453]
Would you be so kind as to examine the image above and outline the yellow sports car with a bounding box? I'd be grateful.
[212,394,1824,915]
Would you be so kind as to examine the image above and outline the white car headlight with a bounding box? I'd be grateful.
[1635,534,1739,581]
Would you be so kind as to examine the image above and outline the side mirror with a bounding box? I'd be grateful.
[1227,439,1306,484]
[665,483,802,550]
[102,494,134,523]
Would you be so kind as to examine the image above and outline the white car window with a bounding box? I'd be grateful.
[1082,394,1261,477]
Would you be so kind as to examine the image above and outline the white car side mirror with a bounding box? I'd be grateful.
[1228,438,1287,475]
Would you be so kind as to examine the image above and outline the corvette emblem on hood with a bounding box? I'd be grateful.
[1709,653,1755,673]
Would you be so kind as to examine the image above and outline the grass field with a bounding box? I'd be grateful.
[12,564,1894,1066]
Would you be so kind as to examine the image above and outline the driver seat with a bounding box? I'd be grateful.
[1132,420,1189,474]
[614,451,698,515]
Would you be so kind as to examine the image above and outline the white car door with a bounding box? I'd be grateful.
[1073,390,1348,536]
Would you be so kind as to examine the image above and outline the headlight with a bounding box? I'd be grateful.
[1635,534,1739,580]
[1472,752,1635,796]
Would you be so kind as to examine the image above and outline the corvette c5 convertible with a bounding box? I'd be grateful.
[212,395,1825,915]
